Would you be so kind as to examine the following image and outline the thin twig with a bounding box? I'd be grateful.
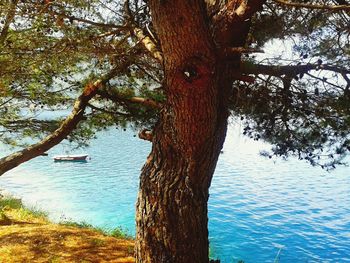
[273,0,350,11]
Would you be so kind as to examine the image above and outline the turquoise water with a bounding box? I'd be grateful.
[0,126,349,262]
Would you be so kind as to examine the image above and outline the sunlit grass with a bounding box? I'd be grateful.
[0,196,22,210]
[0,196,48,224]
[60,220,132,239]
[0,195,135,262]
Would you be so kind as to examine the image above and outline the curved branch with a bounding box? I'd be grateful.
[128,96,162,109]
[48,6,127,29]
[0,0,19,45]
[306,72,343,89]
[272,0,350,11]
[220,47,264,58]
[133,27,163,63]
[0,68,118,176]
[218,0,266,20]
[241,62,350,77]
[87,103,130,117]
[212,0,266,49]
[97,88,162,109]
[124,0,163,63]
[138,129,153,142]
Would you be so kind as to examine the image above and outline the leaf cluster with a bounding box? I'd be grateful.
[0,0,162,147]
[0,0,349,168]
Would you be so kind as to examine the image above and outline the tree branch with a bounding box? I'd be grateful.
[128,96,161,109]
[272,0,350,11]
[0,68,119,176]
[241,62,350,77]
[212,0,266,48]
[0,0,19,45]
[227,0,266,19]
[124,0,163,63]
[138,129,153,142]
[236,0,249,16]
[48,6,127,29]
[87,103,131,117]
[132,26,163,63]
[97,88,161,109]
[220,47,264,58]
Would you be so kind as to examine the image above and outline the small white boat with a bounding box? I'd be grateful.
[53,154,89,162]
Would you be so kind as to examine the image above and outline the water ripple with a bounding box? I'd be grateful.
[1,128,350,262]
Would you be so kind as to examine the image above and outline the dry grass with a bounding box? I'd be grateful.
[0,200,135,263]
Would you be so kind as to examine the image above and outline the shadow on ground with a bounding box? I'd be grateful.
[0,211,134,263]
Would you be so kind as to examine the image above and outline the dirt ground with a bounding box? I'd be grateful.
[0,207,135,263]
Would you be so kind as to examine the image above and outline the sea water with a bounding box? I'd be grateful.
[0,126,349,263]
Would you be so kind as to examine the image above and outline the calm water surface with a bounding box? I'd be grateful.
[0,126,349,263]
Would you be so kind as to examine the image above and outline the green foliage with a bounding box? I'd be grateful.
[17,205,48,219]
[0,196,22,210]
[235,1,350,168]
[60,220,97,229]
[59,220,111,238]
[60,220,132,239]
[0,0,161,149]
[0,196,48,219]
[250,3,349,64]
[231,69,350,168]
[0,0,349,169]
[110,226,132,239]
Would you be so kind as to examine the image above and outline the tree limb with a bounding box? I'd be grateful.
[0,0,19,45]
[334,0,349,5]
[220,47,264,58]
[128,96,161,109]
[48,6,128,29]
[272,0,350,11]
[241,62,350,77]
[124,0,163,63]
[97,87,162,109]
[132,26,163,63]
[236,0,249,16]
[212,0,266,48]
[226,0,266,20]
[138,129,153,141]
[87,103,131,117]
[0,68,119,176]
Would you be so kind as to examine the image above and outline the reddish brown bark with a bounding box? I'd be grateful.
[136,1,230,263]
[135,0,266,262]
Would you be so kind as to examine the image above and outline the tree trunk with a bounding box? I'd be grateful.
[135,1,236,262]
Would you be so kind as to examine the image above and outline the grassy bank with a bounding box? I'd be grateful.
[0,195,134,263]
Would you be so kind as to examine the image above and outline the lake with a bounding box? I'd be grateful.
[0,125,349,262]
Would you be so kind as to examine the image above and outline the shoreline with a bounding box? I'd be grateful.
[0,194,135,262]
[0,188,15,199]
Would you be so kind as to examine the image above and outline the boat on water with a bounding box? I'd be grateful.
[53,154,89,162]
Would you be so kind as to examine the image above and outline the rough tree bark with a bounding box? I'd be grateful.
[135,0,264,262]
